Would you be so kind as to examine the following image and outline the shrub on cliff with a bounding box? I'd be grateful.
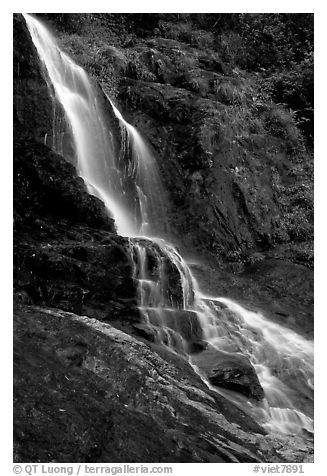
[262,52,313,145]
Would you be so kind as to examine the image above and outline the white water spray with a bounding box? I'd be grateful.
[24,15,156,236]
[129,238,314,435]
[108,97,168,236]
[193,295,313,434]
[24,13,314,438]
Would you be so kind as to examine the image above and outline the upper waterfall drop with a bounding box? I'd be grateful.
[23,13,166,238]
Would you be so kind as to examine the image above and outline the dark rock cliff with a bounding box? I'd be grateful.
[14,14,54,142]
[14,14,137,320]
[47,13,313,269]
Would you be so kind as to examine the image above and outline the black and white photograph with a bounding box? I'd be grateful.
[12,3,315,472]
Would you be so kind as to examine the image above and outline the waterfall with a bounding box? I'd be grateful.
[192,295,313,434]
[108,97,168,237]
[129,238,314,435]
[24,15,153,236]
[23,13,314,438]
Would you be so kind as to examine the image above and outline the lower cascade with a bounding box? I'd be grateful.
[24,13,314,438]
[130,238,313,436]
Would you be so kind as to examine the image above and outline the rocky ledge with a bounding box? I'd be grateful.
[14,305,313,463]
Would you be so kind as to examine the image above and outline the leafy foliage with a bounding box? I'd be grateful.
[235,14,313,71]
[262,52,313,145]
[227,14,313,145]
[271,159,313,247]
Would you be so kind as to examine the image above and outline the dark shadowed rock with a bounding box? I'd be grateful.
[14,14,76,162]
[208,355,264,401]
[190,258,314,339]
[132,323,156,342]
[14,14,54,143]
[14,138,116,233]
[188,339,208,354]
[193,347,264,401]
[13,136,138,321]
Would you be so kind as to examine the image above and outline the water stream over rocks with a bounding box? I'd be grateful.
[24,13,314,438]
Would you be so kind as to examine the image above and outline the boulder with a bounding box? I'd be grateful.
[192,347,264,401]
[208,354,264,401]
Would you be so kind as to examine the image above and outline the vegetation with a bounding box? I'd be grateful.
[44,13,313,139]
[38,13,313,269]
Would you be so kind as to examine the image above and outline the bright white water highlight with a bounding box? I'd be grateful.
[108,97,167,237]
[24,14,313,438]
[130,240,313,435]
[23,13,166,238]
[194,296,313,434]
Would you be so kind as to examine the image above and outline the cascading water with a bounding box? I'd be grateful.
[129,239,314,435]
[130,238,197,354]
[191,295,314,434]
[23,13,166,238]
[108,97,168,237]
[24,13,314,438]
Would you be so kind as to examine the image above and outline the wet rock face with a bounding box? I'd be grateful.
[14,305,313,463]
[193,348,265,401]
[13,14,53,142]
[14,14,74,158]
[15,238,138,320]
[13,135,139,320]
[97,20,312,262]
[132,309,203,351]
[13,15,140,322]
[207,354,265,401]
[14,138,115,234]
[132,239,187,309]
[117,79,283,257]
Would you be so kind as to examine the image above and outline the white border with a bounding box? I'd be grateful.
[4,3,324,474]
